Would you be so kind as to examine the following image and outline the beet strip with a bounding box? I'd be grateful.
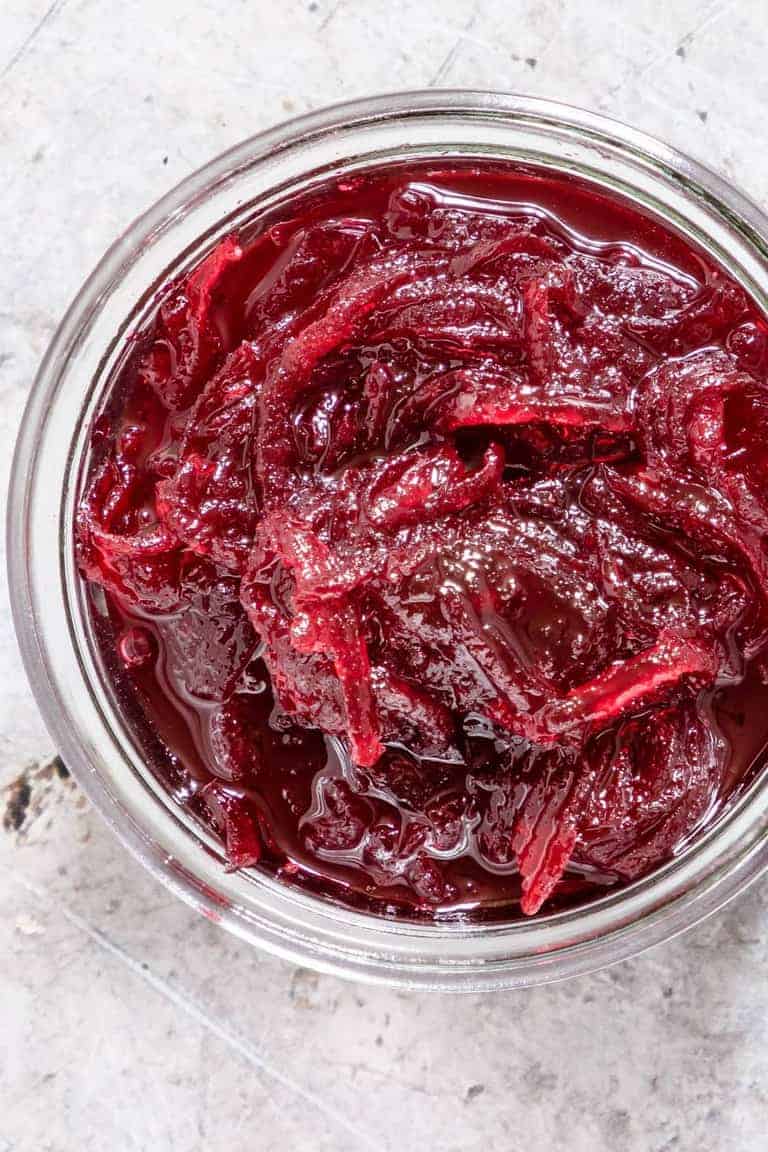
[434,369,633,433]
[527,630,719,743]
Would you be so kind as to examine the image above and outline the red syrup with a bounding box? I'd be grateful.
[77,161,768,919]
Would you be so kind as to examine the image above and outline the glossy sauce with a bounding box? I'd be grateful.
[78,162,768,919]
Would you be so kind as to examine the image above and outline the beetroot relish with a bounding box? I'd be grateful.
[77,162,768,918]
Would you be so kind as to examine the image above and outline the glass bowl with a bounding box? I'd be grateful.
[9,90,768,991]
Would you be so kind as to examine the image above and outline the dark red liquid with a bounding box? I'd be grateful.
[77,162,768,919]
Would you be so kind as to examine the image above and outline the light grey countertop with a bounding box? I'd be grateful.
[2,2,767,1149]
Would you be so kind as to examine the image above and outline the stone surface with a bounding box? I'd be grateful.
[2,2,768,1149]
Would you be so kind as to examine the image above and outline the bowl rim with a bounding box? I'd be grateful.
[9,88,768,991]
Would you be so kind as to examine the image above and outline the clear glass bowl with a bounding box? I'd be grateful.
[9,90,768,991]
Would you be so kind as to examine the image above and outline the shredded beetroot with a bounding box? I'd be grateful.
[77,162,768,918]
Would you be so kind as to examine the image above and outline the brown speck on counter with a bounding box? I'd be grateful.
[3,776,31,832]
[2,756,74,837]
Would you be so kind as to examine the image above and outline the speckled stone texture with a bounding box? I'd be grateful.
[2,2,767,1149]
